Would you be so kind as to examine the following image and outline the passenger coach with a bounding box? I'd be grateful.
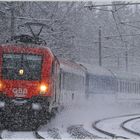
[59,59,86,105]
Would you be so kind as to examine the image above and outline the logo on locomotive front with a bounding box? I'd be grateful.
[12,88,27,97]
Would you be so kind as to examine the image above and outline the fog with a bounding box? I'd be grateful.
[0,1,140,139]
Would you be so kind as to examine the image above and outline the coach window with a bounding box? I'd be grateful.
[122,81,124,93]
[137,83,139,93]
[129,82,131,93]
[122,81,124,92]
[138,83,140,93]
[121,81,124,92]
[127,82,129,93]
[121,81,123,92]
[120,81,122,92]
[130,82,132,93]
[136,83,137,93]
[134,82,136,93]
[136,83,138,94]
[133,83,135,93]
[125,81,127,93]
[125,82,127,93]
[127,82,130,93]
[138,83,140,94]
[117,81,119,92]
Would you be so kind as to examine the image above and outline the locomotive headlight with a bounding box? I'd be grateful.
[0,81,2,89]
[19,69,24,75]
[40,84,48,94]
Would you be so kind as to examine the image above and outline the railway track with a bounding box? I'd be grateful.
[92,113,140,139]
[33,126,61,139]
[67,124,100,139]
[34,130,45,139]
[121,117,140,136]
[93,120,128,139]
[2,113,140,139]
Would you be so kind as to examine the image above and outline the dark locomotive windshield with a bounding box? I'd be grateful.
[2,53,42,80]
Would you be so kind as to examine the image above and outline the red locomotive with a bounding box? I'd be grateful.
[0,43,61,118]
[0,22,61,120]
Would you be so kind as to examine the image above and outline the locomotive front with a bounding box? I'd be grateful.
[0,44,54,112]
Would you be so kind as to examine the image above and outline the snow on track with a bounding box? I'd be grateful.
[123,117,140,135]
[44,128,61,139]
[37,125,62,139]
[1,130,36,139]
[67,124,100,139]
[37,97,140,139]
[93,114,140,138]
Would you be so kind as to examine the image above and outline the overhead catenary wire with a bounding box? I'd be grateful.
[105,33,140,38]
[111,10,124,43]
[121,20,140,23]
[103,38,140,59]
[86,2,131,13]
[86,2,136,70]
[114,2,130,11]
[89,7,112,12]
[120,22,140,30]
[2,1,140,69]
[85,2,140,8]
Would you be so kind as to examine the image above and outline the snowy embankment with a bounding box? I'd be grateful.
[1,131,36,139]
[38,94,140,138]
[127,118,140,133]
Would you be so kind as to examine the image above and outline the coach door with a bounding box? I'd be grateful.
[52,60,58,104]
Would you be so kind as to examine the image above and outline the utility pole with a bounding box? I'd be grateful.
[99,26,102,66]
[125,49,128,71]
[9,2,15,40]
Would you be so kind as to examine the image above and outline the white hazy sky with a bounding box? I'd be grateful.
[1,0,140,3]
[92,0,140,2]
[75,0,140,2]
[47,0,140,3]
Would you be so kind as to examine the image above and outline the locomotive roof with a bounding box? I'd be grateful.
[0,43,54,56]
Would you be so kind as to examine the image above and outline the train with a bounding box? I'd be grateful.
[0,23,140,129]
[0,42,140,117]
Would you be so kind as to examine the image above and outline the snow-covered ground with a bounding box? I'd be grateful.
[128,118,140,133]
[96,115,140,138]
[1,130,35,139]
[1,94,140,138]
[38,95,140,138]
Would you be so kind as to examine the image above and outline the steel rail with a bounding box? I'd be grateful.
[67,124,101,139]
[92,113,140,139]
[34,130,45,139]
[121,117,140,136]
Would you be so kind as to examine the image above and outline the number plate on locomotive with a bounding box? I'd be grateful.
[12,88,27,97]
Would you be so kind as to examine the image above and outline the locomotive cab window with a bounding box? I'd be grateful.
[2,53,42,80]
